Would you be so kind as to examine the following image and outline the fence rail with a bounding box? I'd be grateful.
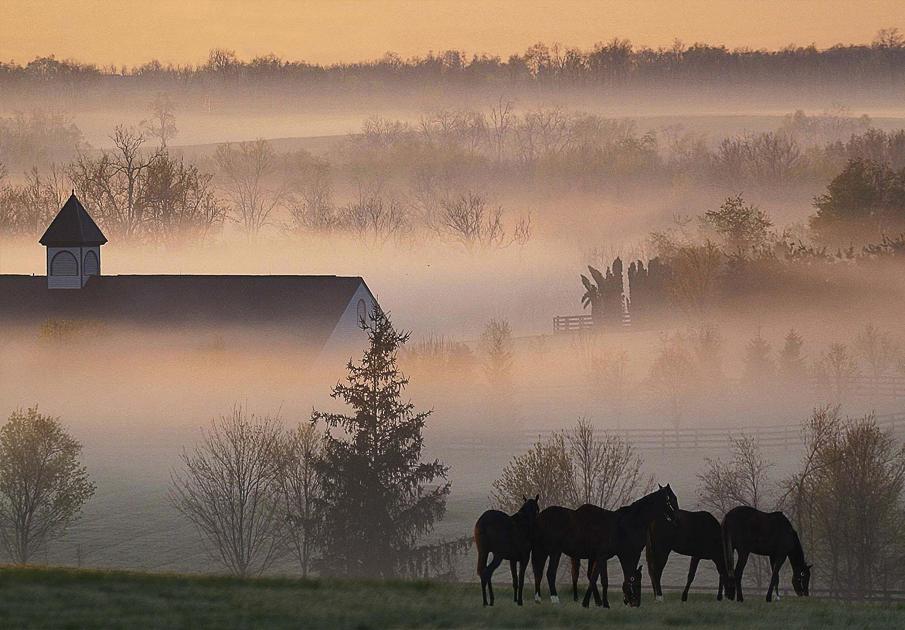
[553,315,594,334]
[513,411,905,452]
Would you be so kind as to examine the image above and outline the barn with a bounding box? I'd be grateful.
[0,194,378,354]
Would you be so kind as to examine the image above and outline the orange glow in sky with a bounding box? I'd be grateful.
[2,0,904,67]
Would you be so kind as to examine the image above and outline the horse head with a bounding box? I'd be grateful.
[657,483,679,523]
[519,494,540,522]
[622,564,643,607]
[792,563,812,596]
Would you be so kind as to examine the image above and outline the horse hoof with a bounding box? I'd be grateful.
[551,595,560,604]
[534,593,541,604]
[656,595,664,603]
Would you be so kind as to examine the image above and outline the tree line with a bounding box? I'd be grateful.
[4,30,905,92]
[4,102,903,245]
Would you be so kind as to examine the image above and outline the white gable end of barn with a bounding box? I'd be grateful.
[321,280,378,356]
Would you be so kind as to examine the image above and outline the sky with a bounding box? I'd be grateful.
[2,0,904,68]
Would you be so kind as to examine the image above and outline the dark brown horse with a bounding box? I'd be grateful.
[474,495,540,606]
[532,485,678,608]
[583,485,679,608]
[646,509,727,602]
[722,506,812,602]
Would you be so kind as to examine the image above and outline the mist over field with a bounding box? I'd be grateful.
[3,30,905,601]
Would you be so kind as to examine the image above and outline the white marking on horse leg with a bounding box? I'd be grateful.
[656,595,664,603]
[551,595,560,604]
[534,592,541,603]
[775,591,781,601]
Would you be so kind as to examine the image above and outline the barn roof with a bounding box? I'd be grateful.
[0,275,372,351]
[39,193,108,247]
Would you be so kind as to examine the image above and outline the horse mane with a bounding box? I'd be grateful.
[789,527,806,570]
[619,488,662,527]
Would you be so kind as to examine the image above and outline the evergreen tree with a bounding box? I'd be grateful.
[312,304,450,577]
[778,329,807,383]
[743,330,775,389]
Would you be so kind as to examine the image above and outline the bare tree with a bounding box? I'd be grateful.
[340,193,409,244]
[480,318,514,391]
[441,192,504,250]
[697,434,774,517]
[284,153,336,233]
[647,333,698,428]
[440,192,531,251]
[140,152,226,242]
[170,405,287,577]
[814,343,860,404]
[279,423,323,577]
[214,139,284,237]
[491,432,574,512]
[567,417,652,508]
[0,406,95,563]
[781,408,905,596]
[854,323,898,385]
[142,92,178,149]
[69,125,161,240]
[489,97,514,163]
[697,434,775,588]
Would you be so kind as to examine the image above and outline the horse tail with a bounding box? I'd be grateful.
[721,518,734,580]
[645,526,656,572]
[475,523,487,577]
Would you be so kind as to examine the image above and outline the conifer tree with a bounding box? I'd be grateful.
[312,304,450,577]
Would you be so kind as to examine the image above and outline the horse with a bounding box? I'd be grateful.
[531,503,613,606]
[532,484,677,608]
[645,509,727,602]
[721,505,812,602]
[583,485,679,608]
[474,495,540,606]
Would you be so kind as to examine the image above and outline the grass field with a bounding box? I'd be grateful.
[1,567,904,629]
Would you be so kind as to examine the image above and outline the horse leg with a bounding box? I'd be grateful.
[682,557,700,602]
[517,556,528,606]
[582,556,600,608]
[546,551,562,604]
[734,551,749,603]
[716,559,724,601]
[532,548,547,603]
[600,561,610,608]
[478,548,489,606]
[571,557,580,602]
[648,547,667,602]
[510,560,518,603]
[766,554,785,603]
[484,554,503,606]
[587,560,603,606]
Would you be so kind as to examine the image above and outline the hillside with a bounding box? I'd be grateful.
[1,566,904,629]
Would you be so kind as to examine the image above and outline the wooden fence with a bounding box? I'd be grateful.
[517,411,905,452]
[552,314,594,334]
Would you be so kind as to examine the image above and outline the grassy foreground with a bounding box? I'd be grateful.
[1,566,904,630]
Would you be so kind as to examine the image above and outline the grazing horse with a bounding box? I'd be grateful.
[583,485,679,608]
[646,509,728,602]
[532,485,678,608]
[474,495,540,606]
[722,506,812,602]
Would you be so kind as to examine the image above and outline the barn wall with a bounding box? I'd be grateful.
[321,282,377,357]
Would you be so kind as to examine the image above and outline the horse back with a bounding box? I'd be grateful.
[474,509,529,558]
[724,506,795,556]
[671,510,722,559]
